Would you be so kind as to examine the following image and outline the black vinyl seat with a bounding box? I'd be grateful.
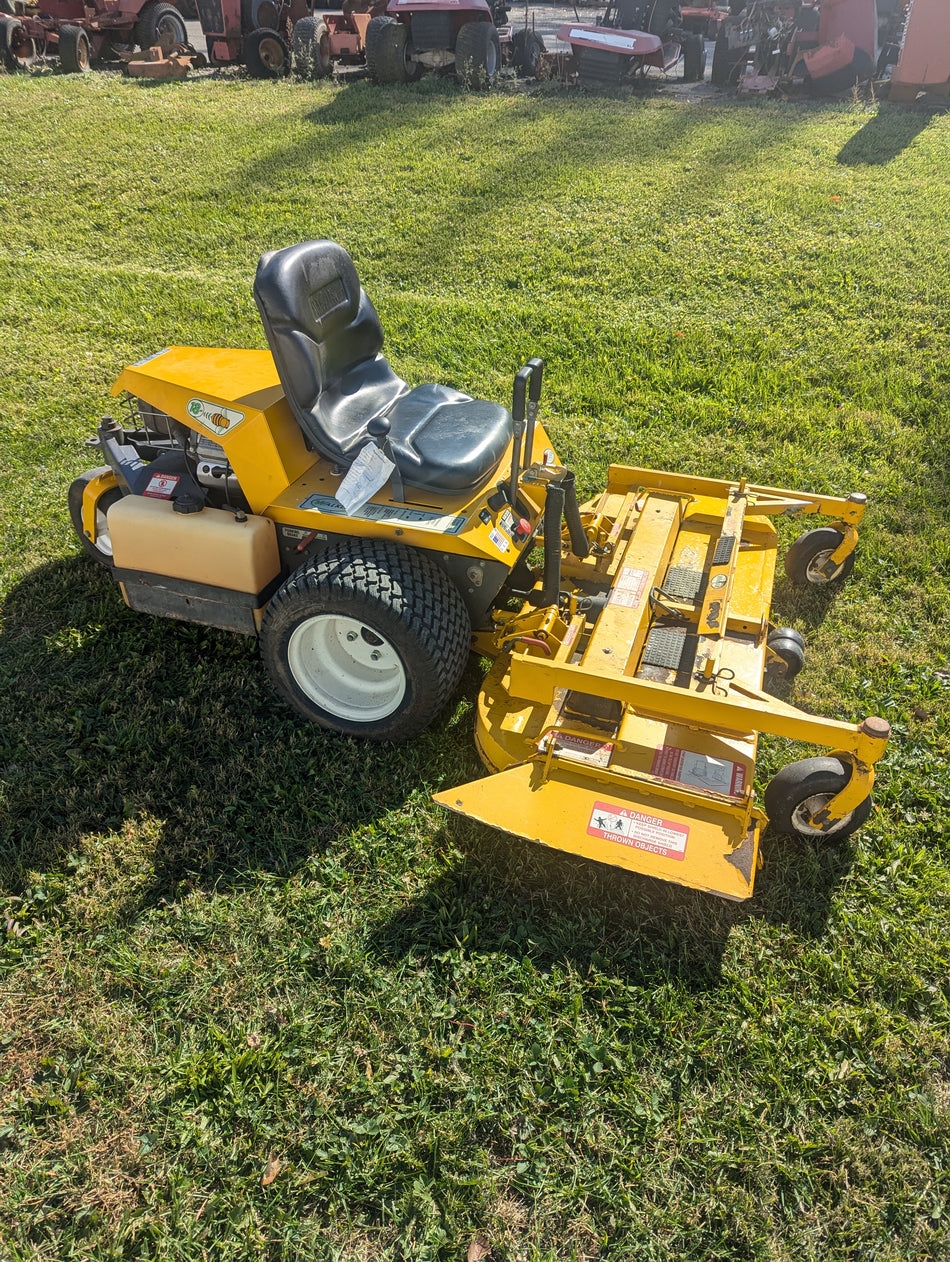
[253,241,514,495]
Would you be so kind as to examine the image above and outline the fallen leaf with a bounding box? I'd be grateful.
[262,1158,281,1187]
[467,1235,491,1261]
[246,1033,262,1049]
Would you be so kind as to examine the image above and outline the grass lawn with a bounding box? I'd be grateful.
[1,69,949,1261]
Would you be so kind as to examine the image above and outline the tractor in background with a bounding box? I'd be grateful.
[557,1,707,90]
[194,0,544,81]
[0,0,190,72]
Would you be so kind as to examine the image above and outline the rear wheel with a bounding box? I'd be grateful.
[135,1,187,53]
[292,15,331,78]
[260,541,471,741]
[68,468,123,568]
[455,20,500,87]
[764,757,872,841]
[244,25,290,76]
[681,31,705,81]
[510,26,545,77]
[0,17,37,71]
[365,15,419,84]
[59,24,91,73]
[711,32,746,86]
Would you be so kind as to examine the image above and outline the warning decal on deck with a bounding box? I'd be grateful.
[547,732,613,768]
[608,566,649,609]
[587,800,688,861]
[650,744,746,797]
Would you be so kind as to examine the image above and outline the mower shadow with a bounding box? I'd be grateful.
[367,802,849,992]
[0,556,461,907]
[836,107,935,166]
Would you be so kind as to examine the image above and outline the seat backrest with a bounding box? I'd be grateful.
[253,240,391,462]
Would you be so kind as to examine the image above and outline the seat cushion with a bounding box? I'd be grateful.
[383,385,514,493]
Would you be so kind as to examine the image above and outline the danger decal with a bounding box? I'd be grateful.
[650,744,746,797]
[587,800,688,861]
[142,472,180,499]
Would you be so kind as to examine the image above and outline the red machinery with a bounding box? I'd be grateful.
[0,0,189,72]
[195,0,544,81]
[557,0,707,88]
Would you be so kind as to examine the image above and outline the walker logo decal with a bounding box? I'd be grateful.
[650,745,746,797]
[587,800,688,861]
[186,398,245,436]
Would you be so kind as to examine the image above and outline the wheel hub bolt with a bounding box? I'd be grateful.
[346,631,358,641]
[370,651,381,661]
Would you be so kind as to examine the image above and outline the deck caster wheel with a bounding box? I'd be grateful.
[67,468,123,567]
[785,527,855,586]
[260,540,470,741]
[764,756,872,841]
[765,626,805,680]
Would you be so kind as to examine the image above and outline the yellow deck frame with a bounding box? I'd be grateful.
[436,466,888,902]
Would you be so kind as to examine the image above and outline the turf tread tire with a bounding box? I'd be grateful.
[365,15,409,84]
[454,20,500,87]
[243,24,290,76]
[292,15,331,78]
[59,23,91,73]
[135,1,187,52]
[261,540,471,741]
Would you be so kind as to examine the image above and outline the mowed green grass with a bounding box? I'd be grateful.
[1,70,950,1261]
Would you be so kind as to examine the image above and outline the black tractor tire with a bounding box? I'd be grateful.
[1,16,36,71]
[365,15,419,84]
[681,31,705,81]
[455,19,500,87]
[784,527,856,587]
[243,25,290,76]
[242,0,279,32]
[710,33,745,86]
[645,0,673,37]
[765,627,805,680]
[58,24,91,73]
[135,1,187,53]
[68,468,123,568]
[260,540,471,741]
[292,15,331,78]
[510,27,545,77]
[577,46,626,88]
[764,756,872,841]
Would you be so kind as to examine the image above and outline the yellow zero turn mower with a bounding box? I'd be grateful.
[69,240,890,901]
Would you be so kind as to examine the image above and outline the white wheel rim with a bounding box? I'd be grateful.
[287,614,406,722]
[486,41,497,76]
[95,504,114,558]
[805,549,841,584]
[791,792,852,838]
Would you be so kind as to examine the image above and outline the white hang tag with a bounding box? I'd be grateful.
[334,442,396,517]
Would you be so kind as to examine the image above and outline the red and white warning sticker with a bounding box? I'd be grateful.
[587,800,688,861]
[142,472,181,499]
[547,732,613,768]
[650,744,746,797]
[609,566,649,609]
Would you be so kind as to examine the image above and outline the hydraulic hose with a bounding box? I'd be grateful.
[562,470,590,559]
[529,482,564,607]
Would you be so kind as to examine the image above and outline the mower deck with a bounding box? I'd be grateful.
[436,465,885,901]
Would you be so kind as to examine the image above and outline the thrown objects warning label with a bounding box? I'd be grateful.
[587,800,688,861]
